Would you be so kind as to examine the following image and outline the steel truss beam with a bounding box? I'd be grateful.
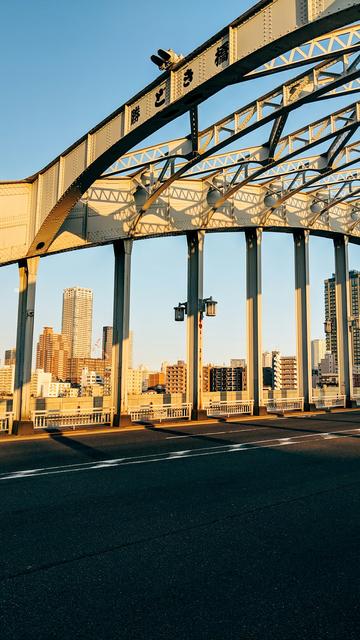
[200,102,360,228]
[245,23,360,78]
[125,53,360,234]
[105,50,360,180]
[21,0,360,257]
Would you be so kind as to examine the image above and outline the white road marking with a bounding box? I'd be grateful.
[1,427,359,482]
[165,427,266,440]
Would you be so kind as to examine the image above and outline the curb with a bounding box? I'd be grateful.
[0,406,359,444]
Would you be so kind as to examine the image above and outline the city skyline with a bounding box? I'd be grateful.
[1,1,359,371]
[2,241,357,370]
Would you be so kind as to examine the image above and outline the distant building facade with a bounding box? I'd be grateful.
[36,327,69,381]
[0,364,15,395]
[166,361,187,394]
[209,367,246,392]
[4,349,16,366]
[62,287,93,361]
[324,270,360,366]
[102,326,113,363]
[272,352,297,390]
[311,339,326,370]
[68,357,105,385]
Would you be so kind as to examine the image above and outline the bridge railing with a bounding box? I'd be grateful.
[0,412,14,432]
[313,395,346,409]
[205,400,254,417]
[32,408,113,430]
[129,403,192,423]
[265,398,304,414]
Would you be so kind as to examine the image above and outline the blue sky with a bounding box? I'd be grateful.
[0,0,359,369]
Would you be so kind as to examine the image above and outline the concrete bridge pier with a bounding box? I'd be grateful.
[13,256,40,435]
[334,235,354,407]
[186,231,207,420]
[294,230,312,411]
[246,228,265,416]
[112,239,133,427]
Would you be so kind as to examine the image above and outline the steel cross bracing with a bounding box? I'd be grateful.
[78,137,360,245]
[123,100,360,233]
[21,0,360,257]
[113,51,360,235]
[2,0,360,267]
[104,48,360,180]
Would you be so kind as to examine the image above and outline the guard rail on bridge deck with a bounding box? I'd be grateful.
[265,398,304,414]
[0,413,14,432]
[352,394,360,407]
[313,395,346,409]
[32,408,113,430]
[205,400,254,417]
[129,403,192,423]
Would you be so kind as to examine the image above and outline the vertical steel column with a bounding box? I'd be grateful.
[112,239,133,427]
[293,230,312,410]
[246,228,264,415]
[333,235,353,405]
[186,231,206,420]
[13,256,40,435]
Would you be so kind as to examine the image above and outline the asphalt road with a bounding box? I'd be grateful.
[1,412,360,639]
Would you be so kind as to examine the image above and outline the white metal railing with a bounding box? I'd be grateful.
[352,394,360,407]
[313,395,346,409]
[129,403,192,422]
[205,400,254,417]
[265,397,304,414]
[32,408,113,430]
[0,412,14,432]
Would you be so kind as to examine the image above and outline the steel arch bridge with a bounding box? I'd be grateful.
[3,0,360,432]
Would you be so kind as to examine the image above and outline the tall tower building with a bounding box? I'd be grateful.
[36,327,69,381]
[102,326,113,363]
[61,287,93,360]
[311,338,326,370]
[324,270,360,366]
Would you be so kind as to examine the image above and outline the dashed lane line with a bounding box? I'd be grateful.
[1,427,360,482]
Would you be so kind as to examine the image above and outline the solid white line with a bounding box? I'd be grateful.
[1,427,360,482]
[165,427,266,439]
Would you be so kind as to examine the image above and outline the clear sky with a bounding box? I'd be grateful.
[0,0,359,369]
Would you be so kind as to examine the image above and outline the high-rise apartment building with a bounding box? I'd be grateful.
[0,364,15,395]
[36,327,69,381]
[324,270,360,366]
[4,348,16,366]
[311,338,326,370]
[272,352,297,390]
[166,361,187,394]
[102,326,113,363]
[210,367,246,392]
[62,287,93,361]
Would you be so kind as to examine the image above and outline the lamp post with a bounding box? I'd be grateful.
[174,297,218,322]
[174,295,217,419]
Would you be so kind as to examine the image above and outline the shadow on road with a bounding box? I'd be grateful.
[49,432,109,461]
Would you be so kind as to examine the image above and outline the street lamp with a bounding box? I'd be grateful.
[174,302,187,322]
[173,297,218,321]
[203,296,217,317]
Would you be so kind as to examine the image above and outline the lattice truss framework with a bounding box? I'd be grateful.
[1,0,360,265]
